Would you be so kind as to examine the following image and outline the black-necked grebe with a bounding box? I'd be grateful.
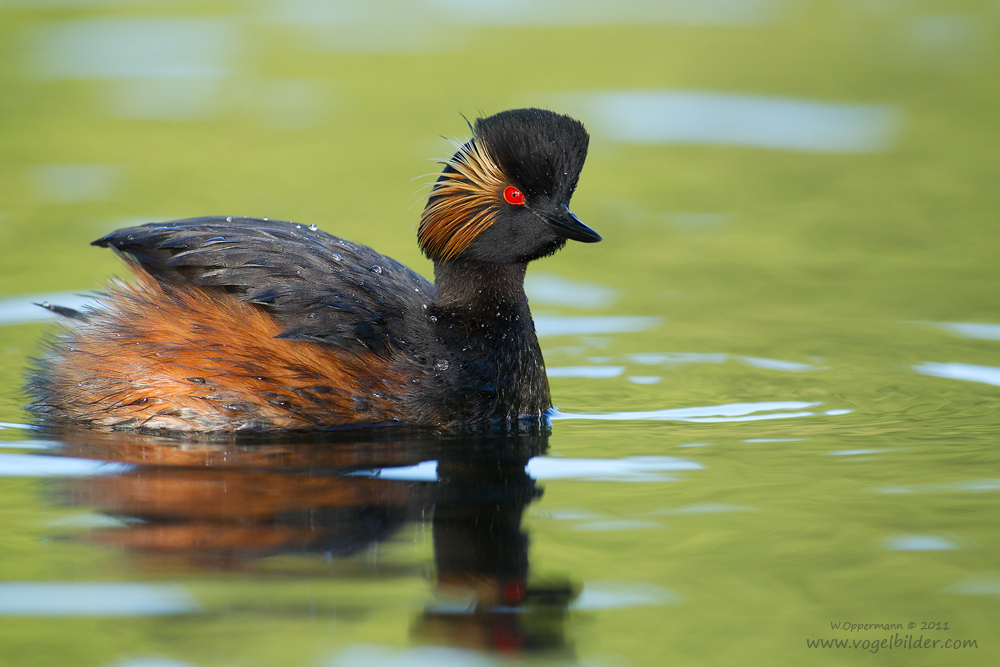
[27,108,600,432]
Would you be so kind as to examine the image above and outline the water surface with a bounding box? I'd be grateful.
[1,2,999,665]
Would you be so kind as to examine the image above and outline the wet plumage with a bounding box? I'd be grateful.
[26,108,599,433]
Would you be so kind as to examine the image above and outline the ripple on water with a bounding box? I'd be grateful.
[945,577,1000,596]
[0,441,56,451]
[931,322,1000,340]
[621,352,823,372]
[325,644,498,667]
[913,362,1000,387]
[534,315,662,337]
[0,422,41,431]
[884,535,960,551]
[0,453,133,478]
[627,352,729,365]
[547,366,625,378]
[876,479,1000,494]
[437,0,779,27]
[645,504,755,515]
[562,90,900,153]
[570,581,678,610]
[0,582,199,616]
[573,519,663,531]
[552,401,850,423]
[355,455,702,483]
[738,356,825,372]
[30,18,237,120]
[524,273,620,308]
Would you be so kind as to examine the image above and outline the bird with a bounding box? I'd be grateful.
[26,108,600,433]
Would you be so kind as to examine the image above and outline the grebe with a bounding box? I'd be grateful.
[27,108,600,432]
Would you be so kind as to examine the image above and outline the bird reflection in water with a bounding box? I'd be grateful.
[48,425,576,655]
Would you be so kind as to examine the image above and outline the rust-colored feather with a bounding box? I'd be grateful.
[31,270,412,432]
[418,139,508,262]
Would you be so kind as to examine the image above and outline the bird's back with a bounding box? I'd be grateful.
[28,218,435,431]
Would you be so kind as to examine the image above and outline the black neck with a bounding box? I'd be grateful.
[432,260,529,314]
[421,259,550,423]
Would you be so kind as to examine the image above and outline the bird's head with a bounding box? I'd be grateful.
[418,108,600,265]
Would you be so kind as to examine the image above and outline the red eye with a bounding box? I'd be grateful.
[503,186,525,205]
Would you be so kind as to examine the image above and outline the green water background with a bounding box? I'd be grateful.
[1,1,999,665]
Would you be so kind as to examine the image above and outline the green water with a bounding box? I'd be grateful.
[1,2,999,665]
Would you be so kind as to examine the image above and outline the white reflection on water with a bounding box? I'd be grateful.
[527,455,702,480]
[0,422,41,431]
[0,291,96,326]
[327,644,497,667]
[525,273,620,308]
[534,315,662,336]
[629,352,729,365]
[883,535,959,551]
[552,400,829,423]
[945,577,1000,596]
[743,438,802,442]
[30,18,237,119]
[262,1,451,53]
[30,165,119,202]
[571,581,677,610]
[0,582,199,616]
[912,362,1000,387]
[573,519,662,531]
[31,19,236,79]
[547,366,625,378]
[0,453,134,477]
[47,513,131,529]
[267,0,779,40]
[533,509,603,520]
[931,322,1000,340]
[645,503,754,515]
[359,455,702,483]
[431,0,779,26]
[876,479,1000,494]
[627,352,822,372]
[738,356,825,372]
[0,441,54,450]
[566,91,900,153]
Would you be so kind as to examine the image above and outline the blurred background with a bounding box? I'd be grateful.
[1,1,999,666]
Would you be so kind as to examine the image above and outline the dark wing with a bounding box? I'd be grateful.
[93,217,435,355]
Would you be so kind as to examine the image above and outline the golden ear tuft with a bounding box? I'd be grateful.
[418,140,508,262]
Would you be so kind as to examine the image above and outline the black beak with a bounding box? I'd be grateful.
[541,206,602,243]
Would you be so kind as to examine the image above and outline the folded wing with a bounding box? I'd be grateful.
[94,217,434,355]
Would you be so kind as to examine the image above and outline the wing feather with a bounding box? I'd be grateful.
[93,217,434,355]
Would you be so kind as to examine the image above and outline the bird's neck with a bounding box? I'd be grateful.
[431,260,530,316]
[425,259,550,422]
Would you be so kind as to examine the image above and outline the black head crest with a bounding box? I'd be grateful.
[418,108,590,263]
